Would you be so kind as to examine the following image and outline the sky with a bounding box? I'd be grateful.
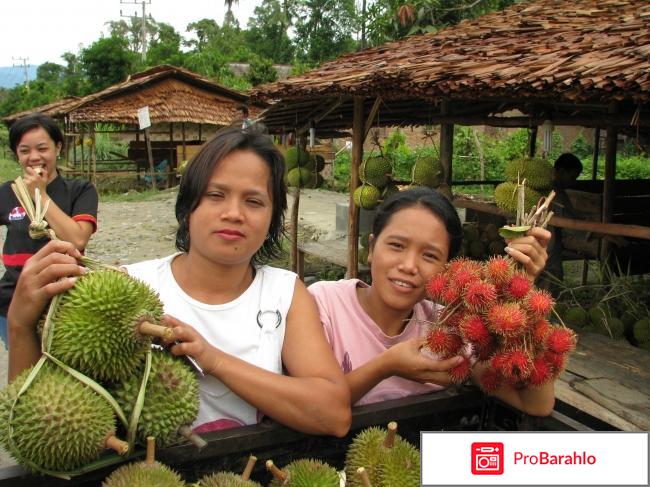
[1,0,263,68]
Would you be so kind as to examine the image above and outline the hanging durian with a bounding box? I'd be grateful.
[494,182,543,215]
[504,157,553,191]
[47,269,167,382]
[411,155,442,188]
[0,362,128,473]
[360,156,392,189]
[285,147,310,171]
[353,184,381,210]
[267,458,340,487]
[102,437,183,487]
[110,349,200,448]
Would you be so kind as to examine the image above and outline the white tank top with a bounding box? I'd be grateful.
[125,254,297,432]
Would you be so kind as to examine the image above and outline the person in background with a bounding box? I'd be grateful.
[7,126,351,437]
[541,153,583,292]
[309,187,556,416]
[0,113,97,348]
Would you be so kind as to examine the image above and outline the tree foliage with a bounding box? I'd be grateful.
[246,0,294,64]
[80,36,137,92]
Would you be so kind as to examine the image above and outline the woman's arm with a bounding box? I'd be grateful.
[471,362,555,416]
[23,168,96,250]
[344,338,463,404]
[169,279,352,437]
[7,241,85,380]
[505,227,551,279]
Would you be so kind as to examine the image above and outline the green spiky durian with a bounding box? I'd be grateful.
[359,233,370,249]
[197,471,263,487]
[285,147,310,171]
[287,167,312,188]
[382,181,399,200]
[634,318,650,343]
[0,362,119,473]
[304,172,323,189]
[110,349,199,448]
[102,461,184,487]
[312,154,326,172]
[353,184,381,210]
[268,459,339,487]
[359,247,369,265]
[49,269,164,382]
[360,156,392,189]
[494,182,543,215]
[563,307,589,328]
[411,155,442,188]
[345,423,419,487]
[504,157,553,190]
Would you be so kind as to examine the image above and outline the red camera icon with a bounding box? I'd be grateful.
[471,442,504,475]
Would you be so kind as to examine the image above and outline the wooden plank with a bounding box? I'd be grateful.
[347,97,364,278]
[298,240,369,272]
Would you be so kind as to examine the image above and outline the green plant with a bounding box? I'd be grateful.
[0,158,20,182]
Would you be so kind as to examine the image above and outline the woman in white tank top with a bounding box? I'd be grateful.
[7,126,351,438]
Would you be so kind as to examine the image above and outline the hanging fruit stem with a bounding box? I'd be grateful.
[357,467,373,487]
[139,320,176,343]
[104,433,129,455]
[382,421,398,449]
[145,437,156,465]
[178,425,207,449]
[242,455,257,480]
[266,460,288,482]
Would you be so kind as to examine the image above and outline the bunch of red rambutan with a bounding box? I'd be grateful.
[424,256,576,392]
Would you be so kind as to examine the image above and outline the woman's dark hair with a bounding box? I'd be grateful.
[175,125,287,265]
[371,187,463,260]
[9,113,64,153]
[554,153,583,174]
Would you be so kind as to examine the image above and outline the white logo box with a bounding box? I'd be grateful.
[421,431,648,486]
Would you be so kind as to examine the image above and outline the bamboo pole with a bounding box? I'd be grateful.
[439,100,454,188]
[90,124,97,186]
[347,97,364,278]
[528,125,538,158]
[601,124,617,259]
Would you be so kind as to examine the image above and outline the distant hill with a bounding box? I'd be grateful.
[0,65,39,89]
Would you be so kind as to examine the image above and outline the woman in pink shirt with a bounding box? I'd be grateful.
[309,187,555,416]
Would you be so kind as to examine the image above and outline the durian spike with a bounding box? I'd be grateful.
[139,320,176,343]
[178,425,207,449]
[382,421,398,449]
[266,460,288,482]
[104,432,129,455]
[357,467,373,487]
[145,436,156,465]
[242,455,257,480]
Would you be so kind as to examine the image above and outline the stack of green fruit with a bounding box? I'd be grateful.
[285,147,326,189]
[354,154,394,210]
[410,153,442,189]
[558,303,647,345]
[458,222,506,260]
[495,157,553,214]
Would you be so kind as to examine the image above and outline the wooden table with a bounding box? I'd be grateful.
[297,239,369,280]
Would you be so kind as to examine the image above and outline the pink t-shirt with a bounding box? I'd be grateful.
[308,278,446,406]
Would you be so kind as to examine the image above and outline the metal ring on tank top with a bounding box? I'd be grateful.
[257,309,282,329]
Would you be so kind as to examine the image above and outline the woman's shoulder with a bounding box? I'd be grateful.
[124,254,177,281]
[308,278,359,296]
[257,265,297,280]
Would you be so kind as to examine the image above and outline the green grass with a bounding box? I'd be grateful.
[0,158,20,182]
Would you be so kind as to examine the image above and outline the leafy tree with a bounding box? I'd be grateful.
[147,22,186,66]
[80,36,137,92]
[36,62,65,85]
[247,55,278,86]
[293,0,358,66]
[246,0,294,64]
[61,52,87,96]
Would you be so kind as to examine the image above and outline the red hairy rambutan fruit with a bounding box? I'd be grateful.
[426,328,463,357]
[441,285,460,305]
[543,351,566,375]
[478,366,502,394]
[506,273,532,300]
[450,269,480,293]
[459,314,491,348]
[531,318,551,344]
[443,310,466,329]
[447,258,482,277]
[524,289,555,319]
[426,274,448,302]
[483,256,513,286]
[448,356,472,383]
[498,349,532,384]
[463,280,497,312]
[546,327,577,354]
[475,338,496,361]
[486,303,527,337]
[528,356,552,386]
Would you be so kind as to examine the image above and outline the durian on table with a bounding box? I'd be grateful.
[196,455,262,487]
[266,458,340,487]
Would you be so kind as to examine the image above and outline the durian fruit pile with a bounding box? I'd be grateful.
[0,269,201,477]
[285,146,326,189]
[359,232,371,266]
[354,154,395,210]
[459,222,506,261]
[345,422,420,487]
[267,458,340,486]
[495,158,553,214]
[196,455,262,487]
[424,256,577,390]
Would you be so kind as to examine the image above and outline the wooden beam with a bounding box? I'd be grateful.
[363,98,382,140]
[439,100,454,187]
[297,98,345,135]
[347,97,364,278]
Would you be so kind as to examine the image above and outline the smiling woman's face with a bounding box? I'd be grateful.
[368,204,450,312]
[16,127,60,182]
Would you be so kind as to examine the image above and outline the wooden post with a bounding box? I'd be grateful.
[72,123,78,170]
[439,100,454,187]
[198,123,202,142]
[528,126,538,158]
[169,122,175,188]
[290,187,301,273]
[182,122,187,161]
[90,124,97,186]
[80,125,85,176]
[144,127,157,190]
[601,125,617,261]
[591,127,601,180]
[347,97,364,278]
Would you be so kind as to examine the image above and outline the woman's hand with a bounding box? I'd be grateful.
[22,165,49,201]
[8,240,84,334]
[164,314,226,376]
[505,227,551,279]
[385,337,463,387]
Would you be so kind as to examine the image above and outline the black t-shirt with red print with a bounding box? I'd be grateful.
[0,175,98,316]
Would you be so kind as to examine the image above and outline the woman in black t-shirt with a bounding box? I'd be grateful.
[0,113,98,347]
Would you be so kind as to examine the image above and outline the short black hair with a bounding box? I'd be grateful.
[371,187,463,260]
[554,153,583,174]
[175,125,287,265]
[9,113,64,154]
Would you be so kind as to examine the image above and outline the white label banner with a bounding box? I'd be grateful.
[421,432,648,486]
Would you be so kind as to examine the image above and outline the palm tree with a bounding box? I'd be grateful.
[224,0,239,26]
